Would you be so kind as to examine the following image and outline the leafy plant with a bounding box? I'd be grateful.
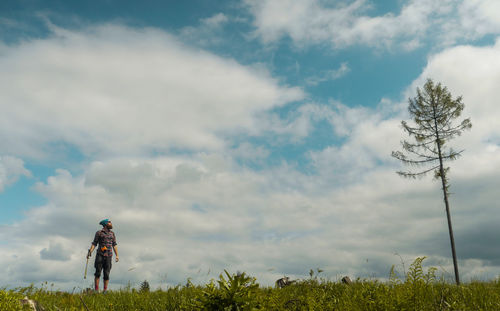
[406,257,426,285]
[309,268,324,280]
[405,256,438,285]
[389,265,402,286]
[196,270,260,310]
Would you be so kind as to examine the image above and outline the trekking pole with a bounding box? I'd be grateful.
[84,249,90,279]
[79,295,90,311]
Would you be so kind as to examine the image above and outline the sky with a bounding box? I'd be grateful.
[0,0,500,291]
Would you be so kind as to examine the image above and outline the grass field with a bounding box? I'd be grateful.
[2,258,500,310]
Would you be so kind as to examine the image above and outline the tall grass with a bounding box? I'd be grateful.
[2,258,500,310]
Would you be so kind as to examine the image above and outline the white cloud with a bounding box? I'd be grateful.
[305,62,350,86]
[458,0,500,39]
[0,155,31,192]
[304,99,403,187]
[0,23,303,159]
[40,241,72,261]
[245,0,500,50]
[230,142,270,163]
[201,13,230,29]
[179,13,229,46]
[0,17,23,29]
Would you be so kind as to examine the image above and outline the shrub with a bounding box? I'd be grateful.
[139,280,150,293]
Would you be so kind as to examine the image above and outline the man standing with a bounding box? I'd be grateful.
[87,219,119,292]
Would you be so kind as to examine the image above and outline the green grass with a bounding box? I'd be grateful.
[3,279,500,310]
[2,259,500,310]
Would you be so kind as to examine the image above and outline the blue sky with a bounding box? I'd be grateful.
[1,0,500,290]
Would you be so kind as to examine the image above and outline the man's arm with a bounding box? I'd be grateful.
[112,232,118,262]
[87,231,99,258]
[113,245,119,262]
[87,244,95,258]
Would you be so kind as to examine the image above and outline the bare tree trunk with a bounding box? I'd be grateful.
[440,174,460,284]
[434,103,460,285]
[436,137,460,285]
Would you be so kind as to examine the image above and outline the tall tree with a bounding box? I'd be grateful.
[392,79,472,285]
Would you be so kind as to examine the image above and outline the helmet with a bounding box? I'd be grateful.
[99,219,110,226]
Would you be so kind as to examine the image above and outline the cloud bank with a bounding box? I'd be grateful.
[0,19,499,290]
[0,23,303,159]
[245,0,500,50]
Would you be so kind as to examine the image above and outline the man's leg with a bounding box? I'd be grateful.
[94,254,103,291]
[103,256,112,292]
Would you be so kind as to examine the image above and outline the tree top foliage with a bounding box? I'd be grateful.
[392,79,472,180]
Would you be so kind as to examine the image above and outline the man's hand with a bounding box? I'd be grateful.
[87,249,92,259]
[113,245,119,262]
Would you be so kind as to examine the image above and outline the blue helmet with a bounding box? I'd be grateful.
[99,219,110,226]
